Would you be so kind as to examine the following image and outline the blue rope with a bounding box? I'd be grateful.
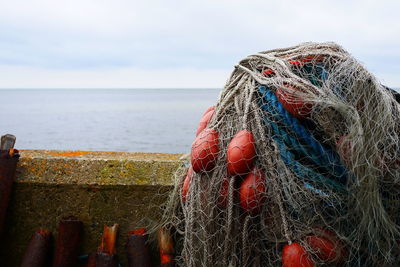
[273,136,345,191]
[259,86,347,183]
[257,86,347,193]
[267,114,333,175]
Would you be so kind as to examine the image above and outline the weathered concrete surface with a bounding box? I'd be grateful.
[16,150,182,185]
[0,150,183,266]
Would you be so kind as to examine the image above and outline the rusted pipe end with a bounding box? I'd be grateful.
[157,228,175,266]
[99,224,119,255]
[126,228,151,267]
[36,228,52,238]
[128,227,146,236]
[157,228,174,255]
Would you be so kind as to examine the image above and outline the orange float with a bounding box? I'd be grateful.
[196,106,215,136]
[305,229,347,264]
[305,235,338,263]
[202,105,215,116]
[263,69,275,77]
[288,55,324,66]
[282,242,315,267]
[275,85,312,119]
[227,129,256,175]
[182,166,193,202]
[239,167,266,214]
[191,128,219,173]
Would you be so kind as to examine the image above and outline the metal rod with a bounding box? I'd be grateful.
[158,228,175,267]
[20,229,52,267]
[0,136,19,235]
[87,224,119,267]
[126,228,151,267]
[53,216,83,267]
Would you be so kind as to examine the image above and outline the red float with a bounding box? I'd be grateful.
[196,107,215,136]
[305,235,338,263]
[191,128,219,173]
[282,242,315,267]
[182,166,193,202]
[263,69,275,77]
[239,168,266,214]
[306,229,347,264]
[227,130,256,176]
[202,105,215,116]
[276,85,312,119]
[288,56,324,66]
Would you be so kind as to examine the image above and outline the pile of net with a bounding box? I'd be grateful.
[159,42,400,266]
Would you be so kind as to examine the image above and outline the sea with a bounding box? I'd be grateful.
[0,89,221,153]
[2,88,399,154]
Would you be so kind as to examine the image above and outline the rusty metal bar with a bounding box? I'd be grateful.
[126,228,151,267]
[158,228,175,267]
[20,229,52,267]
[87,224,119,267]
[53,216,83,267]
[0,134,19,235]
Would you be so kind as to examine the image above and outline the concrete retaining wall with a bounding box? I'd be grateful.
[1,150,182,266]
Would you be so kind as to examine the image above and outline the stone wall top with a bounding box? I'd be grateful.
[16,150,184,186]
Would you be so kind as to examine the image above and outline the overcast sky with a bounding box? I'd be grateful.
[0,0,399,88]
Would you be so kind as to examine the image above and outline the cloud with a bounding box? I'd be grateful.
[0,0,399,87]
[0,65,231,88]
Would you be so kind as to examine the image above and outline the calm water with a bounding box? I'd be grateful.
[0,89,220,153]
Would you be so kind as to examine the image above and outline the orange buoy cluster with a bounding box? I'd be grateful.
[282,229,347,266]
[187,104,348,266]
[226,129,264,214]
[188,106,265,214]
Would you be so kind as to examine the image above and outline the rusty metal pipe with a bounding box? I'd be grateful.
[53,216,83,267]
[20,229,52,267]
[0,134,19,235]
[87,224,119,267]
[158,228,175,267]
[126,228,151,267]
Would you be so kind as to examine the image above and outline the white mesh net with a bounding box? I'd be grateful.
[160,42,400,266]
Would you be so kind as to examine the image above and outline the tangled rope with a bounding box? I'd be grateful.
[259,86,347,183]
[159,42,400,266]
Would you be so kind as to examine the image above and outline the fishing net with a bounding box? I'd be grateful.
[160,42,400,266]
